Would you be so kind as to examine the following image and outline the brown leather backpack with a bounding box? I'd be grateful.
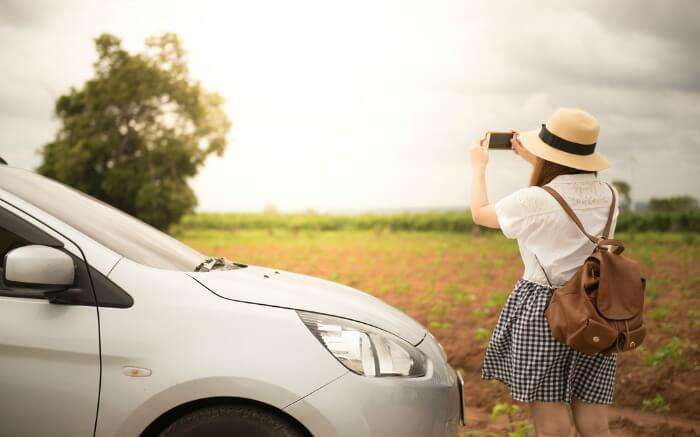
[538,184,646,356]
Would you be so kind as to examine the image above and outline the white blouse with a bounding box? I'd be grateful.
[494,173,619,287]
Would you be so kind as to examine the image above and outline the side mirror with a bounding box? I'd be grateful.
[3,245,75,291]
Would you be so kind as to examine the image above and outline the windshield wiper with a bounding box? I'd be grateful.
[195,257,247,272]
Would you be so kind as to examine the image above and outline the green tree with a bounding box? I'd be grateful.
[39,33,231,230]
[611,180,632,212]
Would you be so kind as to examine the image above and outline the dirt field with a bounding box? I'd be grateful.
[179,229,699,436]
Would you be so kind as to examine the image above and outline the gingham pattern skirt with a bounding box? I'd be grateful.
[481,279,617,404]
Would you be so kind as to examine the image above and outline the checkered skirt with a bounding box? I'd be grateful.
[481,279,617,404]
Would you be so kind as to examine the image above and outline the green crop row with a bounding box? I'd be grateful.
[175,211,700,233]
[177,211,476,232]
[616,211,700,232]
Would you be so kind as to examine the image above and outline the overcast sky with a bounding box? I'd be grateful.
[1,0,698,212]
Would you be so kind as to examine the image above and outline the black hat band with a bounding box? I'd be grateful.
[539,124,596,156]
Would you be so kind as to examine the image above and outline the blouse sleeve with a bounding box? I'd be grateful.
[494,187,549,239]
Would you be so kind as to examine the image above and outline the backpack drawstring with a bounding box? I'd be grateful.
[617,320,631,352]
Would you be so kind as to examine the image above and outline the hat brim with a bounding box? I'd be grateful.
[518,128,610,171]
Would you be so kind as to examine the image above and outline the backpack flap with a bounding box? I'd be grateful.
[596,249,644,320]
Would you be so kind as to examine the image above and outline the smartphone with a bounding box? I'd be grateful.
[485,132,514,150]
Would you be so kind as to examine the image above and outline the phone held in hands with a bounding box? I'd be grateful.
[484,132,514,150]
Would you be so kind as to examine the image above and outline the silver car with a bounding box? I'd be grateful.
[0,164,464,437]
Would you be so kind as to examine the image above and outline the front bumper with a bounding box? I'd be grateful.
[284,335,464,437]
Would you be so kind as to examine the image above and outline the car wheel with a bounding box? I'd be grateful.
[158,404,307,437]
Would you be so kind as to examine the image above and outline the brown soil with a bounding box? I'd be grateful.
[459,405,700,436]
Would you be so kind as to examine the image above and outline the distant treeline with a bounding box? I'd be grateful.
[177,211,700,233]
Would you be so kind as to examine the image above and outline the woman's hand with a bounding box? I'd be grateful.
[469,137,489,172]
[511,133,537,166]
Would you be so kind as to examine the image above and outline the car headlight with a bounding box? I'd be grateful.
[298,311,428,377]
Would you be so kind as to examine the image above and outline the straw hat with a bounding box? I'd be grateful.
[518,108,610,171]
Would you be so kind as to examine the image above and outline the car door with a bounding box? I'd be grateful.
[0,204,100,437]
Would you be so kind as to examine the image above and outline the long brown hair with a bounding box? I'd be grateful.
[529,158,596,187]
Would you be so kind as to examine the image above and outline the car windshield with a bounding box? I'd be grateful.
[0,166,205,271]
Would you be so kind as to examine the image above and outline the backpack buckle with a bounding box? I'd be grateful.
[596,237,625,255]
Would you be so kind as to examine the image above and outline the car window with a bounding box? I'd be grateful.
[0,226,30,295]
[0,167,205,271]
[0,226,26,259]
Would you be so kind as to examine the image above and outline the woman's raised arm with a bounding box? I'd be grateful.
[469,138,500,228]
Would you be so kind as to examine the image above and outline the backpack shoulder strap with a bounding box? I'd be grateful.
[541,186,598,244]
[602,183,617,238]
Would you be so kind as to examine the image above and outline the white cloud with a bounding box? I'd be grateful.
[0,0,698,211]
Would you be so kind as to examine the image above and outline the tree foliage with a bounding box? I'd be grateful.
[612,180,632,211]
[39,33,231,230]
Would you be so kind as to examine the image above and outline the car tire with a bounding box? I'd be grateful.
[158,404,307,437]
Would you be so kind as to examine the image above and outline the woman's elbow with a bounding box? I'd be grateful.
[472,211,481,225]
[471,210,484,226]
[471,207,500,229]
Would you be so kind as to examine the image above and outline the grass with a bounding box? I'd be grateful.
[491,402,532,437]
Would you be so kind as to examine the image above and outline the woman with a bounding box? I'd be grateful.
[469,108,619,437]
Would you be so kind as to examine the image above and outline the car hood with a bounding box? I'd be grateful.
[188,265,426,345]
